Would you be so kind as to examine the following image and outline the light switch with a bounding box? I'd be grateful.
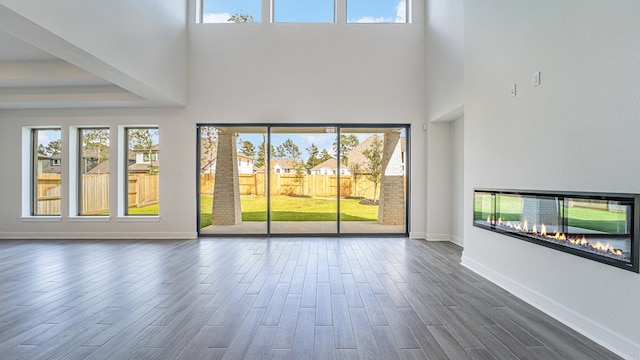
[532,71,541,87]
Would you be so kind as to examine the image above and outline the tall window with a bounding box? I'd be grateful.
[125,128,159,216]
[79,128,110,215]
[201,0,261,23]
[32,129,62,215]
[273,0,335,23]
[347,0,408,23]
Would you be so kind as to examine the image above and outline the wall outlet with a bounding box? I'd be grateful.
[509,83,517,98]
[532,71,541,87]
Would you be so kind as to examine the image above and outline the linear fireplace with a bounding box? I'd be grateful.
[474,189,639,273]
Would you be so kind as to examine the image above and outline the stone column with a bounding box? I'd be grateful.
[212,132,242,225]
[521,196,560,231]
[378,131,405,225]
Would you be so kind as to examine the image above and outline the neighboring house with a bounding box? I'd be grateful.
[310,158,350,176]
[39,153,62,174]
[348,135,406,176]
[272,159,304,174]
[128,145,159,174]
[200,143,257,174]
[81,147,110,174]
[254,159,305,175]
[85,146,159,175]
[237,154,254,174]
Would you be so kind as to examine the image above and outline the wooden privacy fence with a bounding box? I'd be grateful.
[36,173,61,215]
[81,175,110,214]
[128,175,159,208]
[200,173,396,199]
[35,174,159,215]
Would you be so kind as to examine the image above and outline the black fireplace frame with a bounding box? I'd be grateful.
[473,188,639,273]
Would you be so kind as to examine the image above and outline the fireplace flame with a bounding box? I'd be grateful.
[488,217,624,259]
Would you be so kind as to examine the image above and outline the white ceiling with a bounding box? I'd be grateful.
[0,30,56,61]
[0,30,145,109]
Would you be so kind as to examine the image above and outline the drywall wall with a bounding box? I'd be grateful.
[187,1,428,237]
[425,122,451,241]
[0,0,187,105]
[450,117,464,245]
[462,1,640,358]
[0,0,428,239]
[425,0,464,122]
[0,107,196,239]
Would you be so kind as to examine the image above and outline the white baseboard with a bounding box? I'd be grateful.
[0,232,198,240]
[426,233,450,241]
[461,255,640,360]
[409,231,426,239]
[449,234,464,247]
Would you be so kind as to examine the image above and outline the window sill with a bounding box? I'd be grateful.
[116,216,160,223]
[68,216,111,223]
[21,216,62,223]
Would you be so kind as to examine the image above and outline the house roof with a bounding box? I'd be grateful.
[200,138,254,170]
[87,160,110,174]
[348,134,405,169]
[310,158,346,171]
[272,159,297,169]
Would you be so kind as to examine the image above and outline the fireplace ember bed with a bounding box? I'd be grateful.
[474,189,639,273]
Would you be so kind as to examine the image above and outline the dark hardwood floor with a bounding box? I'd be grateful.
[0,238,622,360]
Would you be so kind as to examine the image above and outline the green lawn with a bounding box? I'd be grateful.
[199,195,379,229]
[127,204,159,215]
[474,194,627,233]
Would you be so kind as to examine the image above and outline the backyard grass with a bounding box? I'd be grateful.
[127,204,159,215]
[474,194,627,233]
[199,195,379,229]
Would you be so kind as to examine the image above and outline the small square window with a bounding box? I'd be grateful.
[273,0,335,23]
[201,0,261,23]
[347,0,408,23]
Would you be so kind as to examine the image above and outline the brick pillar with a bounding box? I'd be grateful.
[378,131,405,225]
[212,132,242,225]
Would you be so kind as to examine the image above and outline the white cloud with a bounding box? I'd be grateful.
[395,0,406,23]
[354,16,392,24]
[202,12,233,23]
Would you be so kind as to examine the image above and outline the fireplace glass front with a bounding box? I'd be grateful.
[474,189,639,272]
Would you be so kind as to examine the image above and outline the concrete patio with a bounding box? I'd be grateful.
[200,221,405,235]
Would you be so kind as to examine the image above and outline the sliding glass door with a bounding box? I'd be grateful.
[339,127,407,234]
[198,126,268,235]
[270,126,338,235]
[197,124,409,236]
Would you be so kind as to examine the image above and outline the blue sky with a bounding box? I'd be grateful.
[202,0,406,23]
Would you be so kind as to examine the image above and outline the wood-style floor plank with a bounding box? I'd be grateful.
[0,238,624,360]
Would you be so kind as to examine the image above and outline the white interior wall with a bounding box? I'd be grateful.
[449,117,464,245]
[462,1,640,358]
[425,122,451,241]
[423,0,465,243]
[0,0,187,104]
[0,0,428,239]
[425,0,464,122]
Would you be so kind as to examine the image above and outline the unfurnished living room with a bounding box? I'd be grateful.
[0,1,638,359]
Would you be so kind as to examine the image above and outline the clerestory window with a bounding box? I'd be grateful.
[347,0,408,23]
[200,0,261,23]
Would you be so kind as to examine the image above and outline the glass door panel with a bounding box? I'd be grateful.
[269,126,338,235]
[198,126,268,235]
[339,127,407,234]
